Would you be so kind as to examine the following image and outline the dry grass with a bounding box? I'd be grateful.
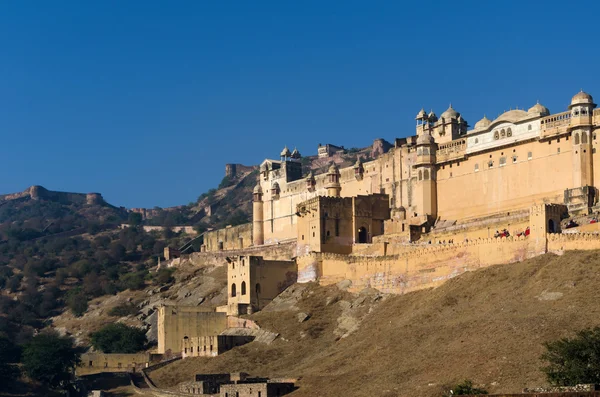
[150,250,600,397]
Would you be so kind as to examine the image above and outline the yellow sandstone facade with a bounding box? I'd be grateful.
[253,91,599,246]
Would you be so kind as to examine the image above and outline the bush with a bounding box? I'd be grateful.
[154,268,175,286]
[541,326,600,386]
[90,323,147,353]
[442,380,488,396]
[120,272,146,291]
[108,303,139,317]
[66,289,88,317]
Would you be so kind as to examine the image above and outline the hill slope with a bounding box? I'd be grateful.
[150,250,600,397]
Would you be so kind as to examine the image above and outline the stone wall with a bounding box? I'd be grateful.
[204,223,253,252]
[77,352,153,375]
[184,240,297,268]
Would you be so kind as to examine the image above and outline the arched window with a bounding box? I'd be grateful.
[507,127,512,137]
[494,131,499,140]
[474,138,479,144]
[231,283,237,297]
[575,133,580,145]
[500,129,506,138]
[474,163,479,172]
[528,124,532,131]
[424,169,430,180]
[357,227,368,243]
[582,132,588,144]
[241,281,246,295]
[418,170,422,181]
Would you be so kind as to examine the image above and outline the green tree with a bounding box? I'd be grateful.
[66,289,88,317]
[90,323,147,353]
[21,332,81,389]
[127,212,143,226]
[154,268,175,286]
[541,326,600,386]
[442,380,488,396]
[120,272,146,291]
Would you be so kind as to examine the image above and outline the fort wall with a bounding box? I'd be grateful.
[77,352,153,375]
[203,223,253,252]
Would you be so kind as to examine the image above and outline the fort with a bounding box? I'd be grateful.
[148,91,600,393]
[188,91,600,298]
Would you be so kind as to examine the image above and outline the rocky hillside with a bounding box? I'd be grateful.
[149,250,600,397]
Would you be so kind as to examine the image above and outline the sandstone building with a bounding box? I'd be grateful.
[251,91,599,248]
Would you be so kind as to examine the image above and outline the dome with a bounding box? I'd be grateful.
[494,109,528,123]
[328,163,340,174]
[280,146,291,157]
[291,147,301,159]
[417,133,434,145]
[474,115,492,130]
[527,102,550,116]
[440,104,459,120]
[570,91,596,108]
[415,108,427,120]
[253,184,263,194]
[428,110,438,122]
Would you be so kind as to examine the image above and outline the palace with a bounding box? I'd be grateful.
[250,91,599,250]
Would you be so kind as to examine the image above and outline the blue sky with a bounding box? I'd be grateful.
[1,1,598,208]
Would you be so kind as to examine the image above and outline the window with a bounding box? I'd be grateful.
[528,152,532,160]
[474,164,479,172]
[557,148,561,154]
[89,361,93,367]
[499,157,506,166]
[575,133,580,145]
[241,281,246,295]
[488,160,494,168]
[256,283,261,294]
[474,138,479,144]
[104,362,108,368]
[494,131,499,140]
[512,156,517,163]
[418,170,422,181]
[326,230,330,237]
[528,124,532,130]
[118,363,122,369]
[507,128,512,137]
[582,132,588,144]
[501,129,506,138]
[424,169,430,180]
[231,283,237,297]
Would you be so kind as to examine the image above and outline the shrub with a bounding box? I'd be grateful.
[66,289,88,317]
[90,323,147,353]
[119,272,146,291]
[541,326,600,386]
[442,380,488,396]
[108,303,139,317]
[154,268,175,286]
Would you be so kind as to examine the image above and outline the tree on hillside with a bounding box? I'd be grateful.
[0,335,21,380]
[541,326,600,386]
[21,332,81,389]
[127,212,143,226]
[66,288,88,317]
[90,323,147,353]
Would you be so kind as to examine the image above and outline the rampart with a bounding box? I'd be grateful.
[203,223,253,252]
[298,232,600,294]
[77,352,155,375]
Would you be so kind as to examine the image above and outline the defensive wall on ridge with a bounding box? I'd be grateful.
[297,232,600,294]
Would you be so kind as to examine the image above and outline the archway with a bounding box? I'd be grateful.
[358,227,368,243]
[548,219,555,233]
[231,283,237,297]
[241,281,246,295]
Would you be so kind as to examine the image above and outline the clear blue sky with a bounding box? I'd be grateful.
[1,1,598,208]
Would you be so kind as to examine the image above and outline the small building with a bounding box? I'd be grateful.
[318,143,344,158]
[227,256,297,316]
[296,194,391,254]
[182,335,255,358]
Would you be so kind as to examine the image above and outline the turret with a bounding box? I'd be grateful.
[252,184,264,246]
[433,104,468,144]
[413,131,437,221]
[325,163,341,197]
[569,91,596,190]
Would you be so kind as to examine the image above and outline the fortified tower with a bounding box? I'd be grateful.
[569,91,596,188]
[414,110,438,221]
[252,184,264,246]
[325,163,341,197]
